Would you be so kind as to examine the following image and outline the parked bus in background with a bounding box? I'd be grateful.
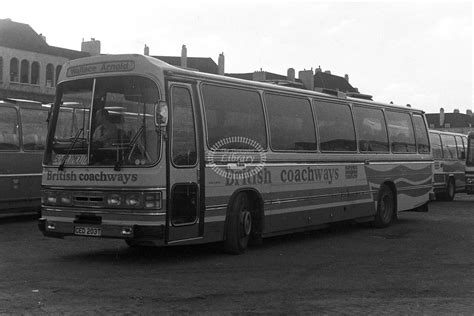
[429,130,467,201]
[0,98,48,217]
[465,131,474,194]
[39,54,433,254]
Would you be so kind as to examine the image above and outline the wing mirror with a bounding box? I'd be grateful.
[155,101,168,127]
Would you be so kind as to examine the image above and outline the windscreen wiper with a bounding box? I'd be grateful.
[114,126,144,171]
[58,128,84,171]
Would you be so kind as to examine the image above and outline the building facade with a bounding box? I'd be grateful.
[426,108,474,134]
[0,19,96,103]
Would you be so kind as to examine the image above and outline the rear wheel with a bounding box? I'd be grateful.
[372,185,395,228]
[224,193,252,254]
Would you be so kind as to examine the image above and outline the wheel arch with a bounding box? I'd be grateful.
[225,187,265,240]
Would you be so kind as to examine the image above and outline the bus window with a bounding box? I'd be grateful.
[353,106,389,152]
[314,101,356,152]
[265,93,316,151]
[440,134,457,159]
[202,84,267,149]
[21,108,48,151]
[171,86,197,166]
[429,132,443,158]
[0,107,20,151]
[455,135,465,160]
[385,111,416,153]
[412,114,430,153]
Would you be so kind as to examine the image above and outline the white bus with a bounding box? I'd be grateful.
[39,54,433,253]
[429,130,467,200]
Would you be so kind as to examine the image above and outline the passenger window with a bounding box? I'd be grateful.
[21,108,48,151]
[265,93,316,151]
[385,111,416,153]
[429,133,443,158]
[441,134,457,159]
[0,107,20,151]
[171,86,197,166]
[314,101,356,152]
[353,106,389,152]
[455,135,465,160]
[412,114,430,153]
[202,84,267,150]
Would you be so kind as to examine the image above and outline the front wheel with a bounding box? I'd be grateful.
[224,193,252,254]
[372,185,395,228]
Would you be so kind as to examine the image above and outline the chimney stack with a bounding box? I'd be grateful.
[454,109,460,114]
[144,44,149,56]
[344,74,349,82]
[181,44,187,68]
[218,53,225,75]
[440,108,445,127]
[287,68,295,81]
[467,109,473,116]
[298,69,314,90]
[81,38,101,56]
[252,70,266,82]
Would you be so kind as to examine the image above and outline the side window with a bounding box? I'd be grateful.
[314,101,356,152]
[430,132,443,158]
[455,135,465,160]
[20,108,48,151]
[385,111,416,153]
[353,106,389,152]
[171,86,197,166]
[0,107,20,150]
[202,84,267,150]
[441,134,457,159]
[412,114,430,153]
[265,93,316,151]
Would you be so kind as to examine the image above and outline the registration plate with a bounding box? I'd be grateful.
[74,226,102,237]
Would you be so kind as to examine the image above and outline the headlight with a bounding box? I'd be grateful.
[107,193,122,206]
[125,193,141,207]
[42,191,57,205]
[59,192,72,206]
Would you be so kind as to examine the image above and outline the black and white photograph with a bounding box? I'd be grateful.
[0,0,472,314]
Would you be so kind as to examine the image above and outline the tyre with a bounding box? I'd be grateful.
[372,185,395,228]
[224,193,252,254]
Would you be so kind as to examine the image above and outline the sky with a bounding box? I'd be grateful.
[3,0,472,114]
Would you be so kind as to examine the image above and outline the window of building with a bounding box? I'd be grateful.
[10,58,19,82]
[46,63,54,87]
[314,101,356,152]
[412,114,430,153]
[353,105,389,152]
[20,108,48,151]
[385,110,416,153]
[0,107,20,150]
[265,93,316,151]
[55,65,62,85]
[20,59,29,83]
[31,62,40,85]
[202,84,267,150]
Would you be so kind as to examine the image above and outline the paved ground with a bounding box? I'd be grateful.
[1,195,474,314]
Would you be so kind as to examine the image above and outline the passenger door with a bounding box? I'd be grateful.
[166,82,201,242]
